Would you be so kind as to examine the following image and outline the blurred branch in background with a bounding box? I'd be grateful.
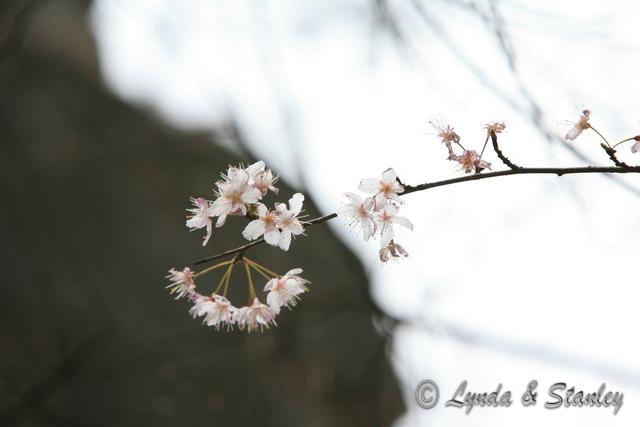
[407,0,640,197]
[0,0,45,63]
[0,328,112,425]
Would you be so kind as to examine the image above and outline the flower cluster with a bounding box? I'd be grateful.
[431,120,497,174]
[170,160,312,333]
[185,161,306,251]
[166,259,309,333]
[339,168,414,262]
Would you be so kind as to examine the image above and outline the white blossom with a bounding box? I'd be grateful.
[233,298,277,332]
[358,168,404,203]
[186,197,215,246]
[338,192,376,241]
[264,268,309,309]
[211,167,262,227]
[273,193,305,251]
[189,294,237,330]
[242,203,281,245]
[374,203,414,247]
[165,267,196,300]
[246,161,279,195]
[565,109,591,141]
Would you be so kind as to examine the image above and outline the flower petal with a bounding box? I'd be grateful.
[246,160,265,177]
[278,230,292,251]
[382,168,397,183]
[242,219,265,241]
[289,193,305,215]
[358,178,379,193]
[264,228,281,246]
[392,215,414,231]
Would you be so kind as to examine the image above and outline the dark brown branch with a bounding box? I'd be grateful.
[193,213,338,265]
[401,165,640,194]
[600,143,631,168]
[490,130,521,169]
[193,164,640,267]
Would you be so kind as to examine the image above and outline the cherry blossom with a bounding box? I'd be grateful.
[565,109,591,141]
[233,298,278,332]
[631,138,640,153]
[211,167,262,227]
[430,120,460,155]
[338,192,376,241]
[484,121,506,135]
[379,240,409,263]
[273,193,305,251]
[359,168,404,203]
[246,160,279,195]
[374,203,414,246]
[165,267,196,300]
[242,203,281,245]
[451,149,491,174]
[264,268,309,310]
[186,197,215,246]
[189,294,237,330]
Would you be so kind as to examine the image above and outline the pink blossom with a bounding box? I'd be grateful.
[373,203,414,247]
[189,294,237,331]
[379,240,409,263]
[338,192,376,241]
[565,109,591,141]
[246,161,279,195]
[186,197,215,246]
[211,167,262,227]
[242,203,281,246]
[264,268,309,310]
[430,120,460,155]
[165,267,196,300]
[273,193,305,251]
[484,122,507,135]
[451,150,491,174]
[359,168,404,203]
[233,298,278,333]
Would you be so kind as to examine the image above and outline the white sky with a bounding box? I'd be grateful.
[90,0,640,424]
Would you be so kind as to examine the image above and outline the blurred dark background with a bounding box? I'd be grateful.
[0,1,403,425]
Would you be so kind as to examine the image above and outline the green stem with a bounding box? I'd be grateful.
[589,125,612,148]
[194,260,231,278]
[612,137,636,149]
[244,262,256,301]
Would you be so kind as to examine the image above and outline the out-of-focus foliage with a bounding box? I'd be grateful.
[0,1,403,425]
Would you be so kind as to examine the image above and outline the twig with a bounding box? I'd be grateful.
[490,130,521,169]
[401,165,640,194]
[600,143,631,168]
[193,213,337,265]
[193,163,640,266]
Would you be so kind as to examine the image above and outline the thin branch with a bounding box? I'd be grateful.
[193,213,337,265]
[401,165,640,194]
[193,160,640,266]
[600,143,631,168]
[490,130,521,169]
